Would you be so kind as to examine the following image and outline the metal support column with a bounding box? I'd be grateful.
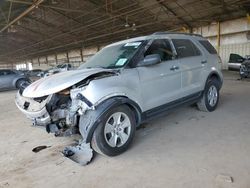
[217,21,221,54]
[80,48,84,62]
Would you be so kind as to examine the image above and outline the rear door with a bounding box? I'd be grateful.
[136,39,182,111]
[172,38,205,96]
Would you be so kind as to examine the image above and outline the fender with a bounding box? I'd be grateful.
[79,96,142,143]
[206,70,223,90]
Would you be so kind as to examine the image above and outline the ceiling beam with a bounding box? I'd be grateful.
[0,0,44,33]
[0,6,8,23]
[156,0,193,29]
[6,0,101,14]
[15,25,180,60]
[7,1,13,23]
[47,8,83,28]
[13,20,181,59]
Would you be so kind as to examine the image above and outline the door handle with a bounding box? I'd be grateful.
[170,66,179,71]
[201,60,207,64]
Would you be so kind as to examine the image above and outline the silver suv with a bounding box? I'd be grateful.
[16,32,223,156]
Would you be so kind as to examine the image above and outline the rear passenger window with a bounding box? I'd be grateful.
[172,39,201,58]
[199,40,217,54]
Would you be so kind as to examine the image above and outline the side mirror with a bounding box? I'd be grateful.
[137,54,161,67]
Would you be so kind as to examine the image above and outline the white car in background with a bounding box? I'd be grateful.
[38,63,74,77]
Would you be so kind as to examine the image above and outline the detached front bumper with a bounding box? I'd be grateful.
[15,91,52,126]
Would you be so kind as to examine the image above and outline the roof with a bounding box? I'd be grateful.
[106,32,206,47]
[0,0,249,64]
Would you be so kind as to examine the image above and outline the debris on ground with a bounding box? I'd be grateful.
[55,160,65,166]
[32,145,51,153]
[62,142,93,166]
[216,174,234,183]
[136,123,148,130]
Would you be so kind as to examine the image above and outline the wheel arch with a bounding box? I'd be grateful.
[13,77,24,88]
[14,77,30,88]
[206,71,223,90]
[80,96,142,143]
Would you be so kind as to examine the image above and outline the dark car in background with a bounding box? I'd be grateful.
[25,69,43,81]
[240,58,250,79]
[228,53,250,71]
[26,69,43,77]
[0,69,30,91]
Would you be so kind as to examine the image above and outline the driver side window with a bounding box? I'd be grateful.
[144,39,174,61]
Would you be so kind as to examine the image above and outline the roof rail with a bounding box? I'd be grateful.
[152,32,203,37]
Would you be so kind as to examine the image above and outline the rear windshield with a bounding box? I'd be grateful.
[199,40,217,54]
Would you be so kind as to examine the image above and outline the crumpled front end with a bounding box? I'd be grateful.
[15,69,118,165]
[15,88,91,136]
[15,91,52,126]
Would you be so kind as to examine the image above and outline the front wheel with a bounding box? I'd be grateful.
[91,105,136,157]
[197,79,220,112]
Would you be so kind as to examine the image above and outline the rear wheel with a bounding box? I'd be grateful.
[91,105,136,156]
[197,79,220,112]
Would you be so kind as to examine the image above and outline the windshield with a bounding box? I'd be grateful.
[79,41,144,69]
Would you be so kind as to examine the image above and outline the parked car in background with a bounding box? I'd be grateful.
[240,57,250,79]
[26,69,43,77]
[25,69,43,81]
[16,32,223,157]
[228,53,250,71]
[0,69,30,91]
[19,70,29,75]
[38,63,73,77]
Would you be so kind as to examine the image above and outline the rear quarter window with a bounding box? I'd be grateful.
[199,40,217,54]
[172,39,201,58]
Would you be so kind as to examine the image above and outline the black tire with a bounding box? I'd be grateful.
[15,79,27,89]
[197,79,220,112]
[91,105,136,157]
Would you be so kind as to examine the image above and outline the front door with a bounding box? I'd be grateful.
[136,39,182,111]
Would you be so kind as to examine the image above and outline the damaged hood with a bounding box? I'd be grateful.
[23,68,114,98]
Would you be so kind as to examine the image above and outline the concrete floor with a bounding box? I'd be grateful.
[0,71,250,188]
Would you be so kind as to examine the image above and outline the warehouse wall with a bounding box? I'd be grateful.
[193,17,250,69]
[31,46,99,70]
